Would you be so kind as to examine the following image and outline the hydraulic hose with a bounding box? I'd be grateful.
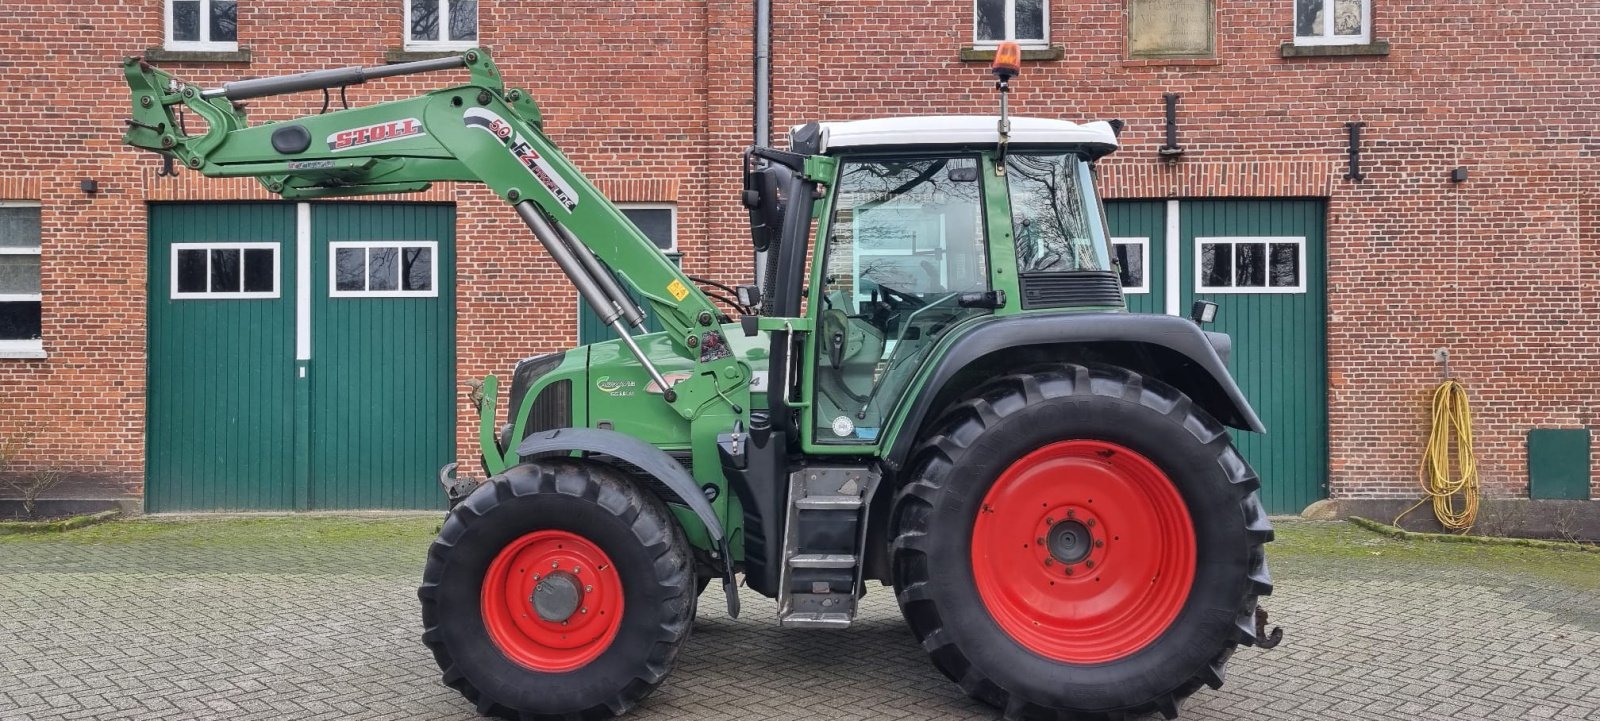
[1396,379,1479,531]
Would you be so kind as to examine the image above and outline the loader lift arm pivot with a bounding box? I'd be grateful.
[122,48,749,423]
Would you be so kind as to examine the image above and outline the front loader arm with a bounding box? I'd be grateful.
[123,49,747,422]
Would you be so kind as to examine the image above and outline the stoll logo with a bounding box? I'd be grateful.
[595,376,637,396]
[326,118,425,151]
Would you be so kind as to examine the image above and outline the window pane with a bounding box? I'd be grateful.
[210,249,240,292]
[242,248,274,292]
[1015,0,1045,41]
[0,301,41,340]
[622,208,674,251]
[402,247,432,291]
[211,0,236,41]
[1295,0,1321,36]
[1333,0,1362,35]
[1270,243,1300,287]
[368,247,399,291]
[448,0,477,41]
[1235,243,1266,287]
[411,0,440,41]
[0,255,40,295]
[1114,243,1143,288]
[0,207,41,249]
[975,0,1005,41]
[176,249,206,293]
[335,248,365,291]
[172,0,201,41]
[1007,154,1105,272]
[1200,243,1230,287]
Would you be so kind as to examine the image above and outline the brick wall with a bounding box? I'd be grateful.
[0,0,1593,505]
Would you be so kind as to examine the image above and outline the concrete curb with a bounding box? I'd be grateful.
[0,509,121,535]
[1348,516,1600,554]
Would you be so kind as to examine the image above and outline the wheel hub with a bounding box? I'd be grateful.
[1046,519,1092,564]
[531,572,582,622]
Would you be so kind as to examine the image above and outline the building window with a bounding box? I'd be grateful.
[172,242,280,299]
[406,0,478,51]
[619,204,677,253]
[974,0,1048,48]
[330,241,437,297]
[1195,237,1306,294]
[1111,237,1149,294]
[0,203,42,356]
[165,0,238,52]
[1294,0,1370,45]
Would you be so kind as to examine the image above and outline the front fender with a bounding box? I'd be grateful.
[884,312,1265,471]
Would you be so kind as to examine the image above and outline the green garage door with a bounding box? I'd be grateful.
[147,203,455,510]
[1106,199,1327,514]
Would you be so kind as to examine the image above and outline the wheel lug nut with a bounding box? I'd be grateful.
[551,562,559,569]
[1045,517,1055,525]
[1085,518,1095,527]
[561,620,568,626]
[1036,537,1046,545]
[1044,558,1054,566]
[1064,567,1074,576]
[581,608,588,614]
[1086,560,1095,569]
[585,585,592,592]
[1067,509,1076,519]
[1094,540,1104,548]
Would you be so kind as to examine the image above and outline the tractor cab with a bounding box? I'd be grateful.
[745,114,1124,448]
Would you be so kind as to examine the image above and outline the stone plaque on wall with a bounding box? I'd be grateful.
[1128,0,1215,58]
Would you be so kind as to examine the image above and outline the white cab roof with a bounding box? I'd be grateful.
[808,116,1120,153]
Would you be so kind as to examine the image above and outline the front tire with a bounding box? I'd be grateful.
[420,460,695,720]
[891,364,1273,720]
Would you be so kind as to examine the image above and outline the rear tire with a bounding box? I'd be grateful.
[420,460,695,720]
[890,364,1273,720]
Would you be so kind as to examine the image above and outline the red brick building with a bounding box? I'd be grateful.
[0,0,1593,515]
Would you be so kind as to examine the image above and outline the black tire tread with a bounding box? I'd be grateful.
[890,363,1273,721]
[419,460,694,721]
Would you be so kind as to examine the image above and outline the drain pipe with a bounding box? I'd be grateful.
[752,0,772,287]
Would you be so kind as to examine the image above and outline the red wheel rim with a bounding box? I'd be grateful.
[971,440,1196,664]
[481,530,624,672]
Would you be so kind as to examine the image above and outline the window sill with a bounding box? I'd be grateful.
[960,45,1064,62]
[142,47,252,63]
[1279,41,1391,58]
[1119,57,1221,67]
[0,342,46,360]
[386,47,474,63]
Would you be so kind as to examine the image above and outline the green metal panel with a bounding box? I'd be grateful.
[1179,199,1328,514]
[146,204,297,511]
[1528,429,1591,500]
[309,203,455,509]
[1105,200,1165,315]
[577,252,680,345]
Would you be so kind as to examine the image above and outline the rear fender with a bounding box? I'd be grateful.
[883,312,1265,472]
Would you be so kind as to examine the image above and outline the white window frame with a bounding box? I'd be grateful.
[617,203,678,253]
[329,241,440,298]
[972,0,1050,49]
[164,0,239,52]
[1294,0,1371,46]
[0,201,43,357]
[1111,237,1150,295]
[1194,236,1307,294]
[171,242,281,300]
[403,0,479,51]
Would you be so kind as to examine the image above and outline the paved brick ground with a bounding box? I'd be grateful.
[3,518,1599,721]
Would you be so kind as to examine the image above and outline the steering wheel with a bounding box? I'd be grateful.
[876,283,926,309]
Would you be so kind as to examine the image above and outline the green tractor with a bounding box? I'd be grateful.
[123,44,1278,720]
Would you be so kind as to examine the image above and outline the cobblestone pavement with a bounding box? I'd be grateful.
[3,517,1600,721]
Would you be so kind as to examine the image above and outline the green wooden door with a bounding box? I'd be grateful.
[147,204,297,510]
[1178,199,1327,513]
[310,203,455,509]
[1105,201,1165,314]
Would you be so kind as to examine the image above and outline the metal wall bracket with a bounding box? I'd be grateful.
[1343,121,1367,181]
[1159,93,1184,159]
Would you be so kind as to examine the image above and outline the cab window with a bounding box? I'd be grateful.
[1006,153,1109,272]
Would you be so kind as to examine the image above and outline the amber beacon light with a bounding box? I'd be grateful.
[992,41,1022,80]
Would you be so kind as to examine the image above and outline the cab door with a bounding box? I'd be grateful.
[802,155,994,449]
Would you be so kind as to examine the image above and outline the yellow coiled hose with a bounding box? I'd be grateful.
[1396,380,1479,531]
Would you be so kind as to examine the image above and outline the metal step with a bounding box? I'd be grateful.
[779,611,853,629]
[789,553,857,569]
[794,495,862,510]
